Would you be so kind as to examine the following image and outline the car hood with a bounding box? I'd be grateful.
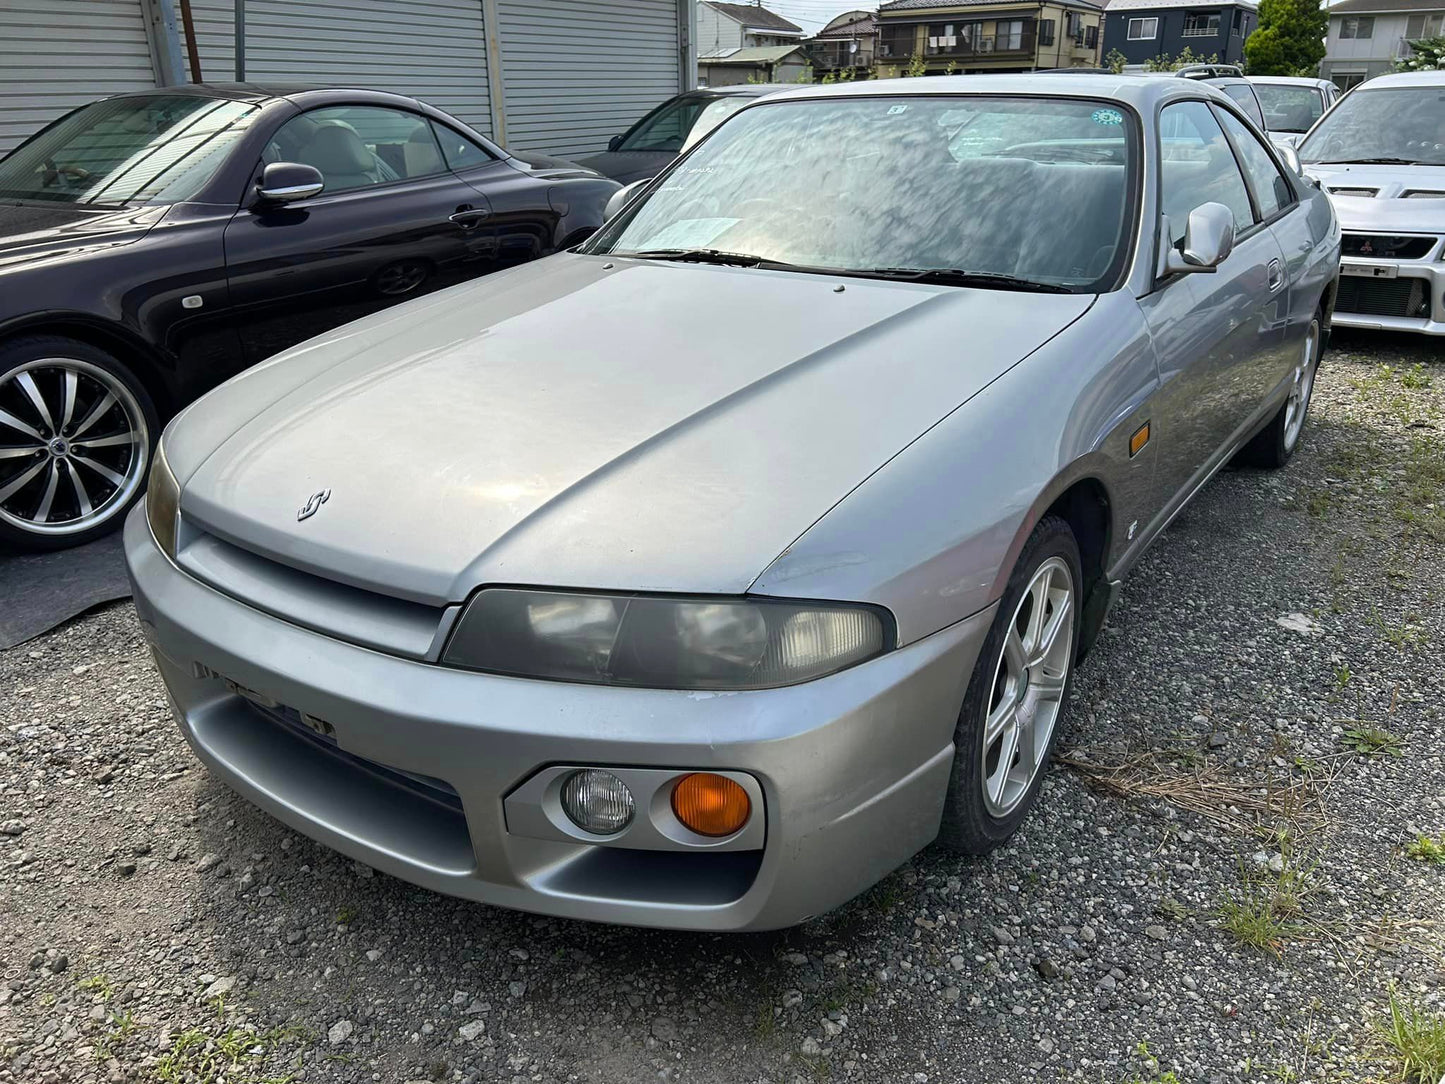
[1304,163,1445,231]
[0,200,166,270]
[573,150,676,184]
[173,254,1093,606]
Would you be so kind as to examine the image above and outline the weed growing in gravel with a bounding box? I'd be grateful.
[1338,726,1405,758]
[1334,666,1352,689]
[335,904,359,925]
[1124,1041,1183,1084]
[78,973,114,1001]
[1400,363,1432,391]
[1216,851,1318,958]
[1377,985,1445,1083]
[1404,834,1445,865]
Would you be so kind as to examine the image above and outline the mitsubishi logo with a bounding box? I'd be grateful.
[297,489,331,521]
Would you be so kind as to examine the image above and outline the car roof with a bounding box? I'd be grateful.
[764,72,1237,111]
[114,82,434,108]
[1353,70,1445,89]
[707,84,796,97]
[1248,76,1332,88]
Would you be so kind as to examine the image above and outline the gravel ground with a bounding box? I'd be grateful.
[1,330,1443,1084]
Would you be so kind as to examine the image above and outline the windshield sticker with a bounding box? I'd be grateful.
[887,104,908,115]
[637,218,740,250]
[1091,108,1124,127]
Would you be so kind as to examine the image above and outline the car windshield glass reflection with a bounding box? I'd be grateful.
[616,95,711,153]
[590,96,1137,292]
[0,95,261,206]
[1298,86,1445,165]
[1253,85,1324,133]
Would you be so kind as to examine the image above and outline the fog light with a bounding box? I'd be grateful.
[559,769,634,835]
[671,773,751,837]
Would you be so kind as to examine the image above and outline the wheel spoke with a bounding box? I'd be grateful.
[1003,625,1027,676]
[60,370,79,430]
[77,432,137,449]
[1031,669,1067,702]
[33,462,61,522]
[987,725,1019,807]
[0,445,43,460]
[14,372,55,434]
[0,459,47,502]
[1021,567,1051,655]
[0,407,44,442]
[68,461,93,516]
[71,391,115,438]
[71,453,125,488]
[984,696,1017,746]
[1033,591,1073,667]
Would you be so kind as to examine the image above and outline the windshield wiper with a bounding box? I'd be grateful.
[615,248,768,267]
[844,267,1075,293]
[1314,157,1423,165]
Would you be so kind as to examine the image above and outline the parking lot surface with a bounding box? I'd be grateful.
[1,331,1442,1084]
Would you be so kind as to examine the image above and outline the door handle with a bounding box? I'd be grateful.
[449,205,490,228]
[1266,258,1284,291]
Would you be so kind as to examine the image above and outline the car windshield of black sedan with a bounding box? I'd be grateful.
[0,95,261,205]
[1298,86,1445,165]
[590,95,1137,291]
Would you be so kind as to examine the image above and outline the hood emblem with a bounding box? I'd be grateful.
[297,489,331,521]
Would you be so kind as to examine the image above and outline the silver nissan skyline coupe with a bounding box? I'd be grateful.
[126,75,1340,931]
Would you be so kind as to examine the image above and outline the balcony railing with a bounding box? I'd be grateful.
[1181,25,1221,36]
[923,31,1036,57]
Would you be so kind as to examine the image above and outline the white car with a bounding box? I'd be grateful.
[1248,76,1341,149]
[1298,70,1445,336]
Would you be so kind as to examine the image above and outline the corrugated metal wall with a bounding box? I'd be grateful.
[0,0,160,154]
[497,0,681,156]
[181,0,494,138]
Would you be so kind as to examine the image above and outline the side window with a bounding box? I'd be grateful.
[1158,100,1256,249]
[429,121,497,171]
[270,105,444,194]
[1220,84,1266,129]
[1214,106,1294,220]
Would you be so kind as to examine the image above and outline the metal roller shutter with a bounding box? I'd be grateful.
[497,0,682,157]
[181,0,493,138]
[0,0,160,155]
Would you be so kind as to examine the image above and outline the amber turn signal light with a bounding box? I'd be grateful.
[671,773,751,837]
[1129,421,1151,458]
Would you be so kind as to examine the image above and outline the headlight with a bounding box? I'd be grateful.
[144,441,180,560]
[442,589,889,689]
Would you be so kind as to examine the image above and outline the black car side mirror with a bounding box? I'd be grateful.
[255,162,325,206]
[608,135,623,152]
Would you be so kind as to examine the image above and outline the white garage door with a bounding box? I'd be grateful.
[182,0,494,138]
[0,0,160,155]
[497,0,682,157]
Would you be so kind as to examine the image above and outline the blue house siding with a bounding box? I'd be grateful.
[1102,5,1253,65]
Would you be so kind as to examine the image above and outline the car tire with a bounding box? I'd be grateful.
[1237,311,1322,470]
[0,336,157,552]
[938,514,1082,855]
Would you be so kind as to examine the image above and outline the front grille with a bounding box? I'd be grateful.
[1336,275,1430,319]
[247,698,465,816]
[1341,233,1437,259]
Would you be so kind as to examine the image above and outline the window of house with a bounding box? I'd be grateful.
[1127,16,1159,39]
[1085,24,1098,47]
[1406,13,1445,37]
[1183,11,1222,36]
[1158,100,1256,245]
[879,23,914,57]
[926,22,959,53]
[1065,11,1083,40]
[1332,72,1367,90]
[1339,16,1375,38]
[1039,18,1055,44]
[997,19,1026,49]
[1232,9,1245,35]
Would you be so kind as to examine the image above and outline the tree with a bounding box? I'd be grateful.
[904,52,927,77]
[1245,0,1329,76]
[1105,48,1128,73]
[1396,35,1445,70]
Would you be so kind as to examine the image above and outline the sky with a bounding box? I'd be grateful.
[752,1,872,35]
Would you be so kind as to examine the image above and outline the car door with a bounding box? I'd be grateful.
[223,104,501,365]
[1137,99,1288,514]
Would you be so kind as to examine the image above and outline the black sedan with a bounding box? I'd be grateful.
[0,84,618,550]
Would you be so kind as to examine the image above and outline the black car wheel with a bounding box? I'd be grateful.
[372,260,431,297]
[0,336,157,551]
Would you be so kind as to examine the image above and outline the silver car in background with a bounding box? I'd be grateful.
[127,75,1339,931]
[1248,76,1341,149]
[1298,71,1445,336]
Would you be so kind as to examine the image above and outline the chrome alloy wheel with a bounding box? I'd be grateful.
[1282,319,1319,452]
[0,358,148,537]
[980,556,1075,818]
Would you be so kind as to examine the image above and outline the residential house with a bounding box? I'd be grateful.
[806,10,881,75]
[0,0,698,158]
[875,0,1105,75]
[1319,0,1445,88]
[696,1,809,85]
[1100,0,1256,66]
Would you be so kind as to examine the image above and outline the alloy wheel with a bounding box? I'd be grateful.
[1282,319,1319,452]
[0,358,149,537]
[980,556,1075,818]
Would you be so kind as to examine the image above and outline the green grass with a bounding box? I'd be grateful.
[1334,666,1352,689]
[1339,726,1405,758]
[334,905,359,926]
[1404,834,1445,866]
[1400,363,1433,391]
[78,974,114,1001]
[1378,986,1445,1082]
[1216,854,1317,958]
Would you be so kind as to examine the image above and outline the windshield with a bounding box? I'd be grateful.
[1299,86,1445,165]
[588,95,1137,292]
[616,95,712,153]
[1253,84,1325,133]
[681,96,754,152]
[0,95,260,205]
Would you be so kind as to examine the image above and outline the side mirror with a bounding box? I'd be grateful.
[1278,143,1303,175]
[603,179,648,222]
[1164,202,1234,276]
[608,134,623,152]
[255,162,324,205]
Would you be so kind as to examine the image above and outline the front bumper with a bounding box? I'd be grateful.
[125,508,993,930]
[1334,255,1445,336]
